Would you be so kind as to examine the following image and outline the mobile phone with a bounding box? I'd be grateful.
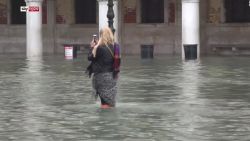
[93,34,97,43]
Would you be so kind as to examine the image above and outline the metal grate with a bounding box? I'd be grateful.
[141,45,154,59]
[184,44,197,60]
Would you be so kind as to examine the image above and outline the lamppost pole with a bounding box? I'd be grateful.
[107,0,115,34]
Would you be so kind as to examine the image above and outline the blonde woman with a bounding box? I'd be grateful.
[87,26,119,109]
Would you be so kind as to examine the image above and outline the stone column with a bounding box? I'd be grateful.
[25,0,44,58]
[98,0,119,42]
[182,0,200,60]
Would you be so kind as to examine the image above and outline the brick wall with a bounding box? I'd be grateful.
[0,0,7,24]
[208,0,222,24]
[123,0,136,23]
[168,0,176,23]
[56,0,74,24]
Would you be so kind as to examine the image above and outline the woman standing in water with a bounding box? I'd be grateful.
[87,26,120,109]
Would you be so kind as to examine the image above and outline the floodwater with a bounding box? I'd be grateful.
[0,54,250,141]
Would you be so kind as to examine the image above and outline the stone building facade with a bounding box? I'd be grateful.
[0,0,250,56]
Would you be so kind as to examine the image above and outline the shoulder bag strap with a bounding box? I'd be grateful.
[106,45,114,58]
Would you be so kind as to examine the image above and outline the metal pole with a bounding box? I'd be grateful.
[107,0,115,34]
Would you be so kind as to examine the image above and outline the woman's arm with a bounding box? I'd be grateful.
[92,45,98,58]
[88,39,99,60]
[88,48,94,61]
[92,39,101,58]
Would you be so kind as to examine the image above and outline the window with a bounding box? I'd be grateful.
[75,0,97,24]
[225,0,250,23]
[11,0,26,24]
[141,0,164,23]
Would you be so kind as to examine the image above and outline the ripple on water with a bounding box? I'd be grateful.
[0,55,250,140]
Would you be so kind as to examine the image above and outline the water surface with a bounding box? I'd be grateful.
[0,55,250,141]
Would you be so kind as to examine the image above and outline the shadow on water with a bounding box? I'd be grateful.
[0,55,250,140]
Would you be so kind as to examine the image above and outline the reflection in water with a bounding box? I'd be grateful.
[0,55,250,141]
[176,60,204,140]
[25,58,43,73]
[21,58,46,138]
[180,60,201,101]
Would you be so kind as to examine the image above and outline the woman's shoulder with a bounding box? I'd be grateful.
[98,45,106,48]
[99,44,113,47]
[97,45,106,51]
[96,45,108,54]
[98,44,113,50]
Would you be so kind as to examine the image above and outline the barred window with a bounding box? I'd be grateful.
[11,0,26,24]
[141,0,164,23]
[75,0,97,24]
[225,0,250,23]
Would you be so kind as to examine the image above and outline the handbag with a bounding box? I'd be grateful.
[106,43,121,79]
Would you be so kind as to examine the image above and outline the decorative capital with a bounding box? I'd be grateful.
[25,0,44,3]
[182,0,200,3]
[97,0,117,2]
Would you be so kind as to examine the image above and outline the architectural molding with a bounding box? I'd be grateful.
[97,0,117,2]
[25,0,44,3]
[182,0,199,3]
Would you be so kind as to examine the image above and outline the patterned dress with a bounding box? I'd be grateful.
[92,72,117,106]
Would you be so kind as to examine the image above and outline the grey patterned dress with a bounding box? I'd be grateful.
[92,72,117,106]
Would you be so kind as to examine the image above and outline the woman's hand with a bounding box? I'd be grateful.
[91,38,101,58]
[92,45,98,58]
[90,39,96,48]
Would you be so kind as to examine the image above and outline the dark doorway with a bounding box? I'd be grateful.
[184,44,197,60]
[141,0,164,23]
[11,0,26,24]
[75,0,97,24]
[141,45,154,59]
[225,0,250,23]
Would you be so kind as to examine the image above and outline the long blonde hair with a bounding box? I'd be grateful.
[99,26,114,47]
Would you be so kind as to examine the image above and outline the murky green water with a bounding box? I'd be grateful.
[0,55,250,141]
